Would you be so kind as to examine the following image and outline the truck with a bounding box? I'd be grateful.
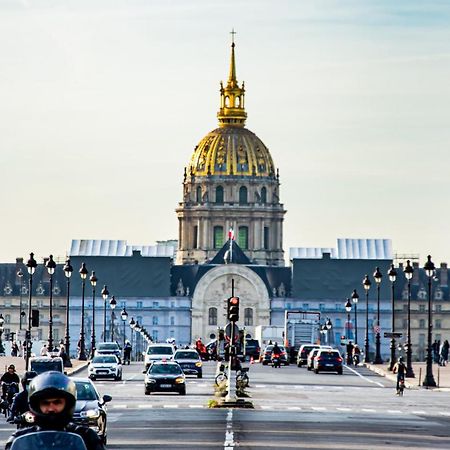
[284,311,321,363]
[254,325,285,349]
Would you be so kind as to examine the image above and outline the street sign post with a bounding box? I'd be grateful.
[384,332,403,338]
[225,322,239,342]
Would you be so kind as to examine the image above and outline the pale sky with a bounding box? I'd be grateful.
[1,0,450,265]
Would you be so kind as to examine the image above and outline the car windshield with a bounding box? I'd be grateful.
[149,364,182,375]
[30,361,63,374]
[97,344,119,351]
[92,356,117,364]
[175,351,199,359]
[320,351,340,358]
[75,381,98,401]
[147,346,173,355]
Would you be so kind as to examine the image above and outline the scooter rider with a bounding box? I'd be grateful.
[5,371,105,450]
[8,371,37,425]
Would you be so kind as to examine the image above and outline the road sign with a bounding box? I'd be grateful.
[225,322,239,342]
[374,325,381,334]
[384,332,403,338]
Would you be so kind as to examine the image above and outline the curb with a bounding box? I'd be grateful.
[364,363,415,389]
[66,362,89,377]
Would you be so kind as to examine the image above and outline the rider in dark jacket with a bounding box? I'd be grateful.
[8,371,37,425]
[5,371,105,450]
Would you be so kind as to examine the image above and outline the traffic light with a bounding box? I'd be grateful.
[227,296,240,322]
[31,309,39,327]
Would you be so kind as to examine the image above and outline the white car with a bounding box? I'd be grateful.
[88,355,122,381]
[144,344,175,371]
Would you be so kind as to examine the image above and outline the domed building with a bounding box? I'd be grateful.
[176,40,286,267]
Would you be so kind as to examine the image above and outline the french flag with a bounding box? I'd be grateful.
[228,227,235,241]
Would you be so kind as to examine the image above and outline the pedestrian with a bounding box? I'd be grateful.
[123,340,132,365]
[11,342,19,357]
[440,340,449,366]
[58,344,69,367]
[346,341,354,365]
[433,340,440,364]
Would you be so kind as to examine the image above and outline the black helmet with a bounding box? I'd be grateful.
[399,356,404,363]
[21,371,38,388]
[28,371,77,429]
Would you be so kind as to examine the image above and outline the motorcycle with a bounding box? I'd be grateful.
[271,353,281,368]
[10,431,87,450]
[1,382,19,417]
[352,354,360,366]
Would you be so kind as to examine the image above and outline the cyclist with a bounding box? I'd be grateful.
[393,356,406,395]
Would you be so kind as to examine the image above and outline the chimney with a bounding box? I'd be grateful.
[412,262,420,285]
[440,263,448,286]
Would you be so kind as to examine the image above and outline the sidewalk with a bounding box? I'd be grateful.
[364,361,450,391]
[0,356,88,377]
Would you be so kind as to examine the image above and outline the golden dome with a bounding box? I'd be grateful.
[187,38,275,178]
[188,126,275,177]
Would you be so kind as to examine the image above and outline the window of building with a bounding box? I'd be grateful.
[208,307,217,326]
[419,319,425,329]
[286,303,292,310]
[5,328,10,338]
[37,329,43,340]
[419,334,425,346]
[238,226,248,249]
[261,187,267,204]
[435,289,443,300]
[264,227,269,250]
[152,330,159,341]
[137,301,143,309]
[4,298,11,307]
[193,225,198,249]
[5,314,10,324]
[170,330,175,337]
[54,329,59,341]
[170,316,175,326]
[319,304,325,311]
[171,301,175,308]
[137,316,143,324]
[435,320,442,329]
[120,301,126,309]
[302,303,309,310]
[435,304,442,312]
[335,318,342,328]
[402,319,407,329]
[417,289,427,300]
[153,301,159,308]
[196,186,202,203]
[335,304,341,311]
[239,186,248,204]
[214,226,224,249]
[419,305,426,313]
[152,316,159,325]
[244,308,253,326]
[216,186,224,204]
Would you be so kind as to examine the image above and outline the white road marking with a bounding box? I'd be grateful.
[138,404,153,408]
[113,404,127,409]
[163,404,179,408]
[344,365,385,387]
[224,409,235,449]
[387,410,402,414]
[336,407,352,412]
[311,407,327,411]
[412,411,426,415]
[361,408,376,413]
[287,406,302,410]
[261,405,274,410]
[189,405,204,408]
[439,412,450,416]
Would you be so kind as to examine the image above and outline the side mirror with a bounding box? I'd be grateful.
[142,351,146,356]
[142,369,147,374]
[102,394,112,403]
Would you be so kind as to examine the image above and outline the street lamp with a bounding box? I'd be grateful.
[45,255,56,352]
[0,314,5,355]
[78,262,88,361]
[17,269,24,331]
[109,296,117,342]
[129,317,136,361]
[134,321,141,360]
[25,252,37,371]
[388,264,397,371]
[403,260,415,377]
[89,271,98,359]
[351,289,359,345]
[101,285,109,342]
[362,274,371,363]
[373,267,383,364]
[422,255,437,388]
[121,308,128,348]
[63,259,73,367]
[345,299,352,340]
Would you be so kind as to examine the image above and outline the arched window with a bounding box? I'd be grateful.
[208,307,218,326]
[196,186,202,203]
[239,186,248,204]
[235,96,240,107]
[216,186,224,204]
[261,187,267,204]
[213,226,224,249]
[225,96,230,107]
[419,319,426,329]
[238,226,248,249]
[244,308,253,326]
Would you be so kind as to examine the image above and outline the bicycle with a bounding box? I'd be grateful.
[235,367,249,388]
[397,378,405,396]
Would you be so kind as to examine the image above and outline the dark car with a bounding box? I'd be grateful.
[313,349,343,374]
[72,378,112,444]
[30,357,64,374]
[174,349,203,378]
[144,361,186,395]
[244,339,261,361]
[297,344,321,367]
[261,345,289,366]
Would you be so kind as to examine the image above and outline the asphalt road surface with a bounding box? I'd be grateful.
[1,360,450,449]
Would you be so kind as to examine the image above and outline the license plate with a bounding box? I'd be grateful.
[98,371,108,374]
[325,364,333,367]
[160,384,172,388]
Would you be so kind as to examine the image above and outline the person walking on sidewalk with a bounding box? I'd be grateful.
[440,340,449,366]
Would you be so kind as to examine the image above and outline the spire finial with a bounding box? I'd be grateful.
[230,28,237,45]
[228,29,237,84]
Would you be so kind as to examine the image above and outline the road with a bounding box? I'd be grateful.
[1,361,450,449]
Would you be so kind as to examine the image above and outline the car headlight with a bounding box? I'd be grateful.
[175,377,185,384]
[146,378,156,383]
[80,409,100,419]
[195,362,202,367]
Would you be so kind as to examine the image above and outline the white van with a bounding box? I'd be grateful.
[144,343,175,371]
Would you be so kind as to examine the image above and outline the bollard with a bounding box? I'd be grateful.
[438,365,440,388]
[418,367,422,387]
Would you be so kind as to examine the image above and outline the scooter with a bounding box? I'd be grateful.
[271,353,281,368]
[352,354,360,366]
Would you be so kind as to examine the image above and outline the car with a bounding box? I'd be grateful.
[144,360,186,395]
[306,346,332,371]
[297,344,322,367]
[88,355,122,381]
[30,357,64,375]
[244,339,261,361]
[313,349,343,374]
[72,378,112,444]
[144,343,175,371]
[94,342,122,359]
[260,345,289,366]
[173,349,203,378]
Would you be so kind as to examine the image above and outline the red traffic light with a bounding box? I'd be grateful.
[230,297,239,305]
